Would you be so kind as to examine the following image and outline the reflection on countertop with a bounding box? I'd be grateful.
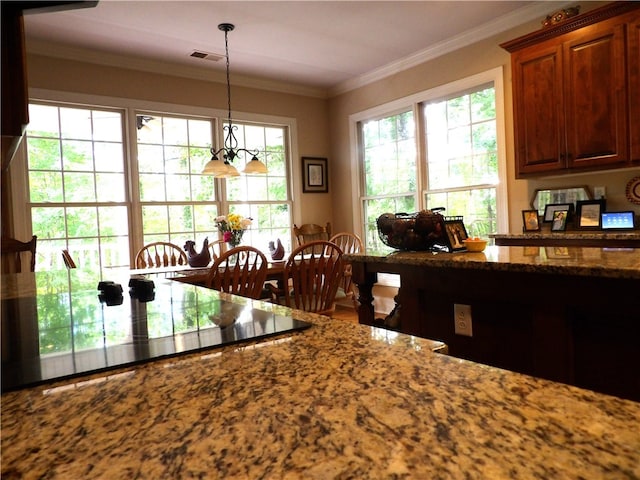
[2,292,640,479]
[490,231,640,248]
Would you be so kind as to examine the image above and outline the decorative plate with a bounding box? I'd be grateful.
[625,176,640,205]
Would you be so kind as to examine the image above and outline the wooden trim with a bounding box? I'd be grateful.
[500,1,640,52]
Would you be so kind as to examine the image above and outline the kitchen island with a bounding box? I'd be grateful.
[2,283,640,478]
[346,245,640,401]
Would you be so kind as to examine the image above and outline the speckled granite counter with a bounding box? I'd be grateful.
[345,245,640,401]
[344,245,640,279]
[2,292,640,479]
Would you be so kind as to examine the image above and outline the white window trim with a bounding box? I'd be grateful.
[349,66,509,239]
[16,88,301,240]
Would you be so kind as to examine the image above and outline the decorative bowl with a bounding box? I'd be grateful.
[463,238,487,252]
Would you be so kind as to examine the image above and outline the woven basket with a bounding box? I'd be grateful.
[376,209,447,251]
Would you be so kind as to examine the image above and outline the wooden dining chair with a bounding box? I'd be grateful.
[61,249,77,269]
[268,240,344,316]
[208,239,225,264]
[329,232,363,307]
[1,235,37,273]
[135,241,188,269]
[205,246,268,300]
[293,222,331,246]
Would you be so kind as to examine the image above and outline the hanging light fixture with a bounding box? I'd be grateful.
[202,23,268,177]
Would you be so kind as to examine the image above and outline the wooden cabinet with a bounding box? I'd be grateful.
[501,3,640,177]
[630,15,640,164]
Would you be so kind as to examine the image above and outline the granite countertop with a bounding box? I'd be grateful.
[2,294,640,479]
[344,245,640,280]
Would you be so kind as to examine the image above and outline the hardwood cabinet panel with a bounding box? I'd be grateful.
[630,17,640,163]
[564,24,627,169]
[512,45,565,173]
[502,3,640,178]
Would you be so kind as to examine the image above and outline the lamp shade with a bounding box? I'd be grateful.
[220,163,240,177]
[202,158,229,176]
[243,157,268,174]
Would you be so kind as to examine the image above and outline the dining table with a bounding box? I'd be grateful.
[129,259,288,287]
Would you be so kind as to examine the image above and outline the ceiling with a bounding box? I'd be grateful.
[22,1,568,96]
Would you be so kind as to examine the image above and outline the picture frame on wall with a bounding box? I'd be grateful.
[550,209,569,232]
[302,157,328,193]
[443,218,468,252]
[522,210,540,232]
[576,199,606,229]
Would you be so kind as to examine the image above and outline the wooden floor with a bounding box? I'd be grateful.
[332,304,359,323]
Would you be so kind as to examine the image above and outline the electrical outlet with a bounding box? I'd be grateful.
[454,304,473,337]
[594,186,606,199]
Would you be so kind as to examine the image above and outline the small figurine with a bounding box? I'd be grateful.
[184,238,211,267]
[542,6,580,27]
[268,238,285,261]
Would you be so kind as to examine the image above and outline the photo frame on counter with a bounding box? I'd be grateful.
[443,218,468,252]
[550,209,569,232]
[576,199,606,229]
[302,157,328,193]
[522,210,540,232]
[543,203,574,223]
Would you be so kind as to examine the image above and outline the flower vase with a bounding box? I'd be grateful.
[225,229,244,249]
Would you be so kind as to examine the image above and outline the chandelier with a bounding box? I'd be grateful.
[202,23,268,177]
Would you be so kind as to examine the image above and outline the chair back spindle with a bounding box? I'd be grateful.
[270,240,343,316]
[206,246,268,300]
[135,242,188,269]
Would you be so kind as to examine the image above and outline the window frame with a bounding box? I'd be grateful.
[349,67,509,247]
[15,88,300,270]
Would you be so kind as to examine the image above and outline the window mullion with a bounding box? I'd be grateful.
[127,109,143,261]
[414,102,427,211]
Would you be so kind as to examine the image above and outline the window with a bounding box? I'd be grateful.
[135,113,218,245]
[27,104,130,271]
[224,123,291,253]
[354,68,507,250]
[360,110,417,249]
[25,100,294,273]
[423,85,500,237]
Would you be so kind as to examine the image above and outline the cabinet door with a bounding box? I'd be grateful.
[629,17,640,164]
[564,24,628,169]
[512,44,565,176]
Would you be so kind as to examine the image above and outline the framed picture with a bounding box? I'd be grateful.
[550,209,569,232]
[444,218,468,251]
[522,210,540,232]
[576,199,606,229]
[302,157,328,193]
[543,203,574,223]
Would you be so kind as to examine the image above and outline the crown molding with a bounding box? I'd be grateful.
[26,2,571,101]
[26,39,329,99]
[328,1,570,97]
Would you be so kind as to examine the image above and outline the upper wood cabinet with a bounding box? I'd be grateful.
[629,14,640,164]
[501,2,640,178]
